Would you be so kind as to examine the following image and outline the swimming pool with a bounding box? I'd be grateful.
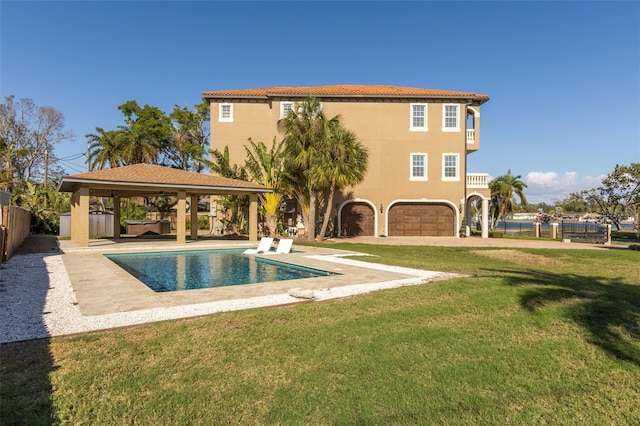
[105,249,335,292]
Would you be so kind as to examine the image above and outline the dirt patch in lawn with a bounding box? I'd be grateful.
[471,249,570,268]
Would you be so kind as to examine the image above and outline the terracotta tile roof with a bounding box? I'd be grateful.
[59,163,269,193]
[203,85,489,102]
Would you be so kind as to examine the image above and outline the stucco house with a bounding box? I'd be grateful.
[203,85,491,238]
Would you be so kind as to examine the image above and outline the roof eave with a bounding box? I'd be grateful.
[204,92,489,104]
[203,94,269,101]
[58,178,271,194]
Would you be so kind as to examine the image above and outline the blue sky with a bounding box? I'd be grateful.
[2,1,639,203]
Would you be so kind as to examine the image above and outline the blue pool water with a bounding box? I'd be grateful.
[105,249,334,293]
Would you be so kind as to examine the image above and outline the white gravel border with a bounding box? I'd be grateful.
[0,252,457,344]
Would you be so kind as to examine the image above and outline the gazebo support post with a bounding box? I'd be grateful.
[190,194,199,240]
[71,186,90,247]
[249,193,258,242]
[177,190,187,244]
[113,196,121,238]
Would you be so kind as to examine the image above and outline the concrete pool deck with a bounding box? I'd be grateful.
[60,238,453,316]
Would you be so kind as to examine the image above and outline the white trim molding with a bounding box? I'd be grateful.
[441,103,460,132]
[409,152,428,181]
[467,106,480,118]
[218,103,233,122]
[409,103,428,132]
[280,101,294,118]
[442,153,460,181]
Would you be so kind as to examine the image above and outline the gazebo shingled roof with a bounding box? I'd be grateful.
[58,163,269,195]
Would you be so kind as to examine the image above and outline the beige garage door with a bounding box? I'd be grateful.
[341,202,375,237]
[388,203,455,236]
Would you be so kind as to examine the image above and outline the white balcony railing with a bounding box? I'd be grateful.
[466,129,475,144]
[467,173,489,188]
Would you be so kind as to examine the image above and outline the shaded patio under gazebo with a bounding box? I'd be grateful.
[58,164,271,247]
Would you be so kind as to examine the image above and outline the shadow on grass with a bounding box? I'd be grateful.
[0,339,57,425]
[498,268,640,366]
[0,235,61,424]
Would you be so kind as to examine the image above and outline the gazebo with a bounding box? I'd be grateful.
[58,164,271,247]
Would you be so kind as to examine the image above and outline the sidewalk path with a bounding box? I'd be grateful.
[323,235,613,250]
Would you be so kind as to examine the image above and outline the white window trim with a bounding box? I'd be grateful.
[410,152,428,181]
[442,153,460,181]
[409,103,428,132]
[441,104,460,132]
[218,103,233,122]
[280,101,294,118]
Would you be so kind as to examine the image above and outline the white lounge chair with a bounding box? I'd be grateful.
[262,238,293,255]
[243,237,274,255]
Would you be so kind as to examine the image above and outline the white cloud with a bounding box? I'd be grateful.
[524,171,605,204]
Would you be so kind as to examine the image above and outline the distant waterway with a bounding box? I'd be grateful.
[493,221,635,231]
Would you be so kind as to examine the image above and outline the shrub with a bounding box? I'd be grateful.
[629,244,640,251]
[198,216,210,230]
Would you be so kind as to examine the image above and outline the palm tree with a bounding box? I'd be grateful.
[244,137,285,237]
[489,169,528,229]
[117,100,172,165]
[118,124,160,165]
[86,127,126,170]
[277,95,341,241]
[202,146,249,234]
[312,125,369,240]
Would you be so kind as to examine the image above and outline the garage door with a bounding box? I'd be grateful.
[388,203,455,236]
[341,202,375,237]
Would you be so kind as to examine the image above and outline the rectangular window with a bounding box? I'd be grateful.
[410,153,428,181]
[410,103,428,131]
[442,154,459,180]
[219,103,233,122]
[280,102,293,118]
[442,104,459,131]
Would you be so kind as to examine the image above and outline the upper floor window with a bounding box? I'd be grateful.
[442,153,460,181]
[410,153,428,181]
[442,104,459,131]
[410,103,428,132]
[280,102,294,118]
[219,103,233,122]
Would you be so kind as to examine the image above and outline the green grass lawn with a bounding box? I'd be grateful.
[2,244,639,425]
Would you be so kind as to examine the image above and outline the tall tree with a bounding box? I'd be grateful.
[0,95,73,191]
[556,192,589,214]
[312,125,369,240]
[244,137,285,237]
[489,169,528,229]
[166,100,210,172]
[277,95,341,241]
[581,163,640,232]
[117,100,172,165]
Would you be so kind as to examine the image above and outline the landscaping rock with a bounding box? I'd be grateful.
[288,288,315,299]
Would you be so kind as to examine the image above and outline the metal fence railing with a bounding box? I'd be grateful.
[491,221,610,244]
[561,221,609,243]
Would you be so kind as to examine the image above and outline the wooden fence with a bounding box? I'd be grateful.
[1,206,31,262]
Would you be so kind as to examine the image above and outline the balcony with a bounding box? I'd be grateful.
[467,173,489,188]
[466,129,475,144]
